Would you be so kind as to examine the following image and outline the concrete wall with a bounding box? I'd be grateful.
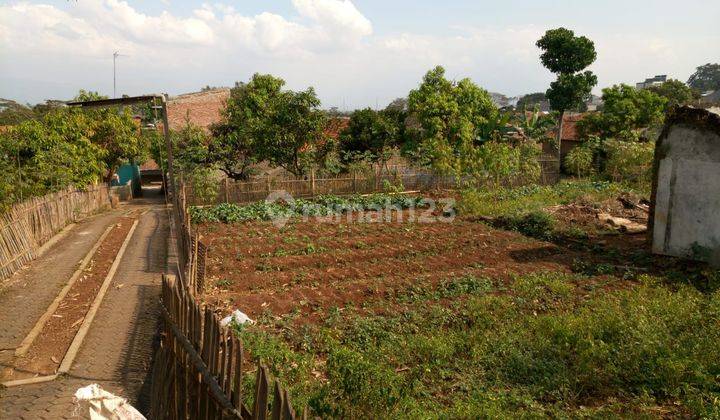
[650,107,720,265]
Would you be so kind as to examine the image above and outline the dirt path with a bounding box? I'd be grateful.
[0,191,169,418]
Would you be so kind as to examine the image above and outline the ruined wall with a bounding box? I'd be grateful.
[650,107,720,265]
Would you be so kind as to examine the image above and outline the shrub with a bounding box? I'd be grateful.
[498,211,556,241]
[190,193,427,224]
[188,168,220,205]
[564,143,595,176]
[604,139,655,187]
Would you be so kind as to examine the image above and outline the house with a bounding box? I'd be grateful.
[542,112,587,162]
[636,75,667,90]
[166,88,231,131]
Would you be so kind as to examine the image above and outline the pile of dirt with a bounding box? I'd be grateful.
[547,193,649,235]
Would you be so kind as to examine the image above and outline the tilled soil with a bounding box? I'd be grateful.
[197,212,589,322]
[6,217,135,378]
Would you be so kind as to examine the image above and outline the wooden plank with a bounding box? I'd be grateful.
[232,338,243,409]
[159,301,242,418]
[253,366,269,420]
[271,381,283,420]
[282,389,295,420]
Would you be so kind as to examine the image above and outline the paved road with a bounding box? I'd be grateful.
[0,191,168,419]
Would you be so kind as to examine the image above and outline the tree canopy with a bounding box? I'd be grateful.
[0,96,146,209]
[210,73,326,177]
[405,66,498,175]
[536,28,597,75]
[340,108,401,166]
[537,28,598,114]
[578,84,667,140]
[687,63,720,92]
[647,79,698,109]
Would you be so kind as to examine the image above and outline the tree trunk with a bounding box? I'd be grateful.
[556,111,565,176]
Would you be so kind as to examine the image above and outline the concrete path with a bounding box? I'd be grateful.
[0,190,168,418]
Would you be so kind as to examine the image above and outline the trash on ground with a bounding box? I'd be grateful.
[220,310,254,327]
[74,384,146,420]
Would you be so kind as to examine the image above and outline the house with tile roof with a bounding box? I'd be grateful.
[166,88,231,131]
[542,112,588,162]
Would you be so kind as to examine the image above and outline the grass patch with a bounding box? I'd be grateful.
[233,272,720,418]
[458,179,636,218]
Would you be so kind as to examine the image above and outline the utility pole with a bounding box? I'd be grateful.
[113,51,128,98]
[113,51,119,98]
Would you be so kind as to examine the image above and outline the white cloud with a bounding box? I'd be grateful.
[0,0,711,107]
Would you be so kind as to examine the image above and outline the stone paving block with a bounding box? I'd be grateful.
[0,197,166,418]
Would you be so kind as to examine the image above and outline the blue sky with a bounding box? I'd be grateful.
[1,0,718,108]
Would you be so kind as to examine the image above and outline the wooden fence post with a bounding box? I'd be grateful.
[266,176,271,196]
[352,171,357,194]
[224,178,230,203]
[310,169,316,197]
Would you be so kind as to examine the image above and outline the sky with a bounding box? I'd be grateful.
[0,0,718,109]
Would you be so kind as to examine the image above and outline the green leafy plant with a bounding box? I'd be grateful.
[603,139,655,188]
[564,143,595,177]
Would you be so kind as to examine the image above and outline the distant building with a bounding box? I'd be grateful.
[585,94,603,111]
[636,75,667,90]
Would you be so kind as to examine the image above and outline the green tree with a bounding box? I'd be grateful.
[0,110,106,208]
[85,108,146,180]
[578,84,667,140]
[340,108,400,169]
[73,90,109,102]
[172,120,212,173]
[536,28,598,164]
[0,100,35,125]
[213,74,326,177]
[406,66,497,176]
[647,79,698,109]
[270,85,327,176]
[687,63,720,92]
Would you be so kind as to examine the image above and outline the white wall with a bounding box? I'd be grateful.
[652,117,720,265]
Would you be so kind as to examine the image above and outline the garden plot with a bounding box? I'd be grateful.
[194,189,720,418]
[197,213,586,320]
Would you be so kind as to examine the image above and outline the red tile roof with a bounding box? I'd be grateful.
[551,113,587,142]
[167,89,230,131]
[324,117,350,140]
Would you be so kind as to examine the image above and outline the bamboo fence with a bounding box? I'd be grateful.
[0,185,111,281]
[151,275,301,420]
[187,158,560,206]
[152,177,303,419]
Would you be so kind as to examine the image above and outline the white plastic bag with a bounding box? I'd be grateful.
[220,309,254,327]
[74,384,146,420]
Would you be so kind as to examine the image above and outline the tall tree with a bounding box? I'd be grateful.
[406,66,497,176]
[536,28,598,167]
[340,108,400,168]
[687,63,720,92]
[212,74,326,177]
